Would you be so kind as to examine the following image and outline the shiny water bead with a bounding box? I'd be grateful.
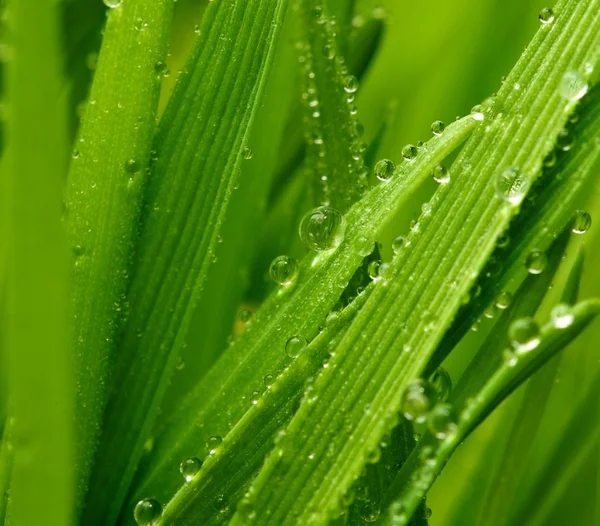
[73,244,85,257]
[374,158,396,181]
[180,457,202,482]
[125,159,141,174]
[495,290,512,309]
[509,317,540,353]
[392,235,405,254]
[401,379,438,423]
[323,43,336,60]
[401,144,418,161]
[358,501,380,522]
[572,210,592,234]
[470,104,485,121]
[428,403,458,439]
[495,166,528,205]
[206,435,223,455]
[133,498,162,526]
[431,120,445,136]
[538,7,555,24]
[432,164,450,184]
[556,128,573,151]
[264,374,274,389]
[213,494,229,512]
[269,255,299,285]
[238,309,252,323]
[551,303,574,329]
[559,70,588,101]
[431,367,452,402]
[286,336,307,358]
[299,206,345,251]
[390,502,408,524]
[367,260,382,280]
[242,146,253,160]
[104,0,122,7]
[343,75,359,93]
[525,250,547,275]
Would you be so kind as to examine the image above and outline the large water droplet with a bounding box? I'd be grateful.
[538,7,555,24]
[551,304,574,328]
[269,255,299,285]
[286,336,307,358]
[401,144,418,161]
[180,457,202,482]
[471,105,485,121]
[374,159,395,181]
[572,210,591,234]
[559,70,588,101]
[299,206,345,251]
[431,120,445,136]
[343,75,359,93]
[495,166,528,205]
[134,498,162,526]
[401,379,438,423]
[509,317,540,353]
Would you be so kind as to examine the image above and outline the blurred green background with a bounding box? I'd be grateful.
[50,0,599,524]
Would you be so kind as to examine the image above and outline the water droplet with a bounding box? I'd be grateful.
[343,75,359,93]
[374,159,396,181]
[471,105,485,121]
[73,245,85,257]
[213,494,229,513]
[559,70,588,101]
[390,502,407,524]
[358,501,380,522]
[509,317,540,353]
[401,144,418,161]
[538,7,555,24]
[134,498,162,526]
[154,61,167,75]
[431,367,452,402]
[104,0,122,7]
[428,403,458,439]
[401,379,438,423]
[392,235,405,254]
[125,159,141,174]
[323,43,336,60]
[180,457,202,482]
[269,255,299,285]
[238,309,252,323]
[432,164,450,184]
[206,436,223,455]
[502,348,518,367]
[431,120,445,136]
[525,250,547,274]
[242,146,253,160]
[551,304,574,328]
[367,260,382,280]
[572,210,591,234]
[495,166,528,205]
[286,336,307,358]
[495,291,512,309]
[134,17,147,31]
[299,206,345,251]
[264,374,274,389]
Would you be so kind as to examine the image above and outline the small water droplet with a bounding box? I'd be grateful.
[402,144,418,161]
[104,0,122,7]
[323,43,336,60]
[431,367,452,402]
[471,105,485,121]
[269,255,299,285]
[134,498,162,526]
[392,235,405,254]
[238,309,252,323]
[213,494,229,513]
[242,146,253,160]
[154,61,167,75]
[401,379,438,423]
[367,260,382,281]
[509,317,540,353]
[180,457,202,482]
[431,120,445,136]
[551,304,574,328]
[428,403,457,439]
[502,348,518,367]
[125,159,141,174]
[525,250,547,275]
[495,166,528,205]
[374,159,396,181]
[495,291,512,309]
[572,210,591,234]
[299,206,345,251]
[432,164,450,184]
[343,75,359,94]
[559,70,588,102]
[264,374,274,389]
[538,7,555,24]
[206,436,223,455]
[286,336,307,358]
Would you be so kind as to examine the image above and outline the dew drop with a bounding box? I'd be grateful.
[264,374,274,389]
[125,159,141,174]
[556,128,572,151]
[390,502,408,524]
[538,7,555,24]
[154,61,167,75]
[432,164,450,184]
[572,210,591,234]
[559,70,588,102]
[206,435,223,455]
[238,309,252,323]
[427,403,458,439]
[104,0,122,7]
[495,291,512,309]
[134,498,162,526]
[323,43,336,60]
[213,494,229,513]
[179,457,202,482]
[431,367,452,402]
[502,348,518,367]
[299,206,345,252]
[73,245,85,257]
[431,120,445,136]
[401,379,438,423]
[392,235,405,254]
[509,317,540,353]
[495,166,528,205]
[470,105,485,121]
[286,336,307,358]
[525,250,547,275]
[269,255,299,285]
[343,75,359,93]
[367,260,382,281]
[401,144,418,161]
[374,159,396,181]
[242,146,253,160]
[551,303,574,328]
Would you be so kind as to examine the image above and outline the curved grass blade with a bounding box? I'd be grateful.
[84,2,292,524]
[380,299,600,526]
[64,0,174,511]
[426,82,600,375]
[233,2,600,523]
[5,0,73,523]
[129,117,475,513]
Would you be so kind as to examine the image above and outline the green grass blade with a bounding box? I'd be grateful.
[64,0,174,511]
[0,417,14,523]
[84,2,291,524]
[130,117,474,514]
[231,2,600,523]
[5,0,73,523]
[380,299,600,526]
[299,0,367,210]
